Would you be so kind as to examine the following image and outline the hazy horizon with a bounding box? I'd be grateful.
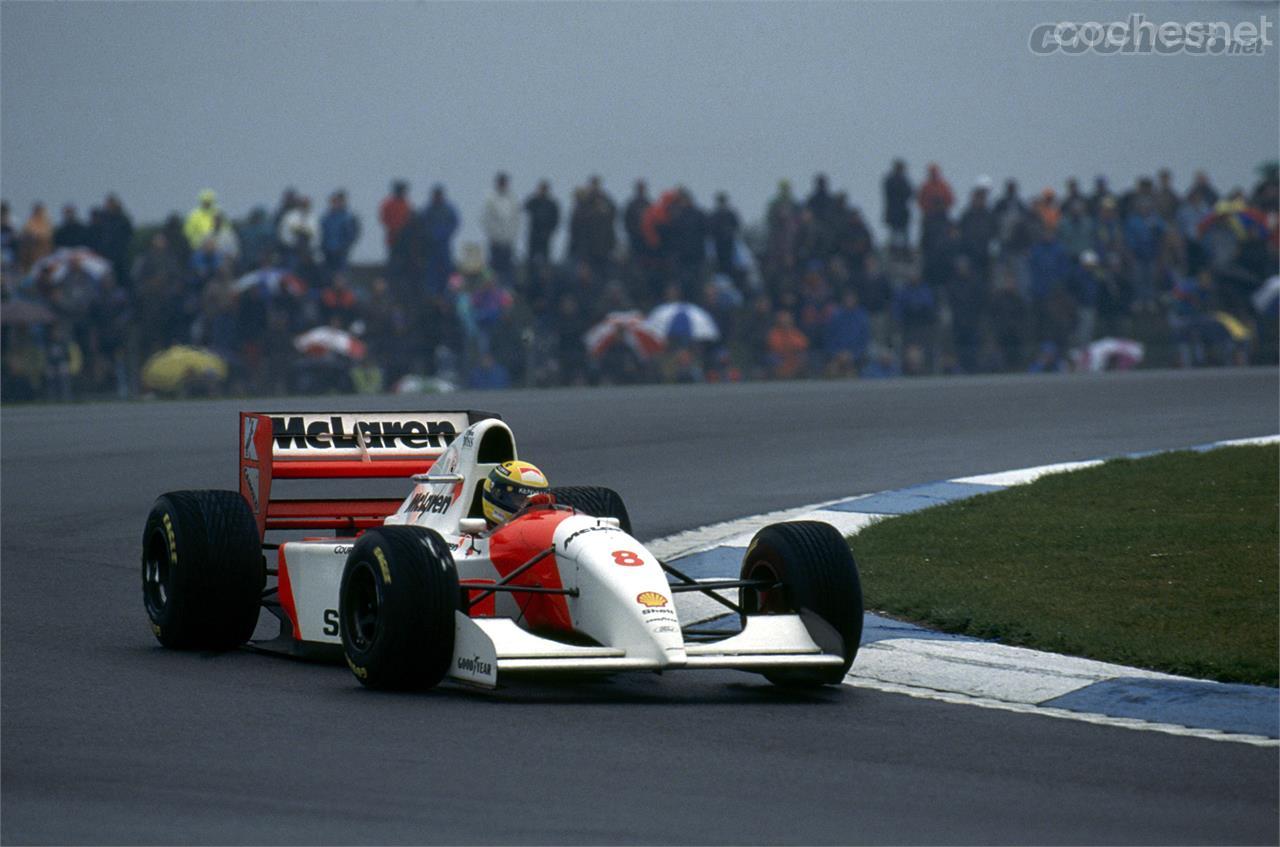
[3,0,1277,262]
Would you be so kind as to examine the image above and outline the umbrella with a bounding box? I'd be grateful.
[1,299,56,326]
[294,326,367,361]
[647,302,720,343]
[392,374,457,395]
[584,311,666,360]
[1073,337,1144,372]
[29,247,111,283]
[234,268,307,297]
[141,345,228,393]
[1196,206,1269,240]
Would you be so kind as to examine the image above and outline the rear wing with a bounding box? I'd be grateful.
[239,410,500,538]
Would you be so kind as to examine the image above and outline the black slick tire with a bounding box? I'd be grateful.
[549,486,633,534]
[739,520,864,687]
[339,526,459,690]
[141,490,265,650]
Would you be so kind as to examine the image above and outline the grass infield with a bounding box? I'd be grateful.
[849,445,1279,687]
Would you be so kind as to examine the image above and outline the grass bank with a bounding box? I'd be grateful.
[850,445,1279,686]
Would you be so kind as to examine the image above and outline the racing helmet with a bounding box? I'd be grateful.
[482,460,550,525]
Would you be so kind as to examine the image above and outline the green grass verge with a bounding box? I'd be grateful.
[849,445,1279,687]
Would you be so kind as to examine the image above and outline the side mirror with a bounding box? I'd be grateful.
[459,518,487,535]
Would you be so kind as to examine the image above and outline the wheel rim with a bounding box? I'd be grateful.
[743,561,788,614]
[143,528,170,620]
[344,561,381,651]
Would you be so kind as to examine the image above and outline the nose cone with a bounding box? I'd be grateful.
[555,515,686,666]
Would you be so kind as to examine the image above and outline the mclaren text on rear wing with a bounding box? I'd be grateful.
[240,410,499,538]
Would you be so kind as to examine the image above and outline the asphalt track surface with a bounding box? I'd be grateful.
[2,369,1278,845]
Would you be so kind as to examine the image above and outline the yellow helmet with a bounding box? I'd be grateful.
[482,460,550,525]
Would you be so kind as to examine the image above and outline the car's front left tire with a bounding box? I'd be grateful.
[549,485,633,534]
[339,526,459,690]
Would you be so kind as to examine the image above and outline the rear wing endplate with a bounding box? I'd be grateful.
[239,410,499,538]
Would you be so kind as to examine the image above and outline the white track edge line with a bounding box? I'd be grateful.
[647,435,1280,746]
[841,676,1279,748]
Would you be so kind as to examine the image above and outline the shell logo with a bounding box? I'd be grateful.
[636,591,669,608]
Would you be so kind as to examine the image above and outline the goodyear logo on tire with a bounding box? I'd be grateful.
[345,655,368,679]
[162,514,178,565]
[373,547,392,584]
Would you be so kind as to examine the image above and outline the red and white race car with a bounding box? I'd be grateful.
[141,410,864,689]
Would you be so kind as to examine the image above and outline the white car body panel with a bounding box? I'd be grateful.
[275,417,848,685]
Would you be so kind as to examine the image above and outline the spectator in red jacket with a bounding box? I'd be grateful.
[320,273,360,325]
[379,180,412,257]
[917,163,955,253]
[918,164,955,217]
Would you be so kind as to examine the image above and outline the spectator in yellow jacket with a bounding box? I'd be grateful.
[184,189,219,248]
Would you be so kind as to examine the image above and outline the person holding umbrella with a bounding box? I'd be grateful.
[584,310,664,384]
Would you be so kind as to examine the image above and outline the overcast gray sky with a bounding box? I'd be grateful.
[2,1,1277,262]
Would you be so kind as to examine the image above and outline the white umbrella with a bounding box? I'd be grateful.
[29,247,111,283]
[294,326,367,361]
[1072,337,1144,372]
[234,268,306,296]
[647,301,720,343]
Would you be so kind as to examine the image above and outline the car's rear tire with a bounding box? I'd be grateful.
[550,486,633,534]
[142,490,265,650]
[339,526,459,690]
[739,520,864,687]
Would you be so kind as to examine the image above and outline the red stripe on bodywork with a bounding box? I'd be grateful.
[264,498,401,533]
[271,459,436,479]
[460,579,497,617]
[276,547,301,640]
[486,508,574,633]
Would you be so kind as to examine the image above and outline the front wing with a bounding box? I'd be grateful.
[448,612,844,688]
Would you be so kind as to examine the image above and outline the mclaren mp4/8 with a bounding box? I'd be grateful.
[141,410,864,690]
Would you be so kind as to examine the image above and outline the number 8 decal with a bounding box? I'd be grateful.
[612,550,643,567]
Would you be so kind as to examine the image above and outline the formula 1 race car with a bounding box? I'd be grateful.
[141,410,864,689]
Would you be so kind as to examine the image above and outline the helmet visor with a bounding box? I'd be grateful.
[490,482,541,516]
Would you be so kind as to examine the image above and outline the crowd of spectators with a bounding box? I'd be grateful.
[2,159,1277,401]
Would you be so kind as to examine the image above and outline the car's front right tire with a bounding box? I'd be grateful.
[739,520,864,687]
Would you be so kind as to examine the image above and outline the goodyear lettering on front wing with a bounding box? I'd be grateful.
[450,613,499,687]
[455,654,494,678]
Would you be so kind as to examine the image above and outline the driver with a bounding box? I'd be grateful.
[481,460,550,526]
